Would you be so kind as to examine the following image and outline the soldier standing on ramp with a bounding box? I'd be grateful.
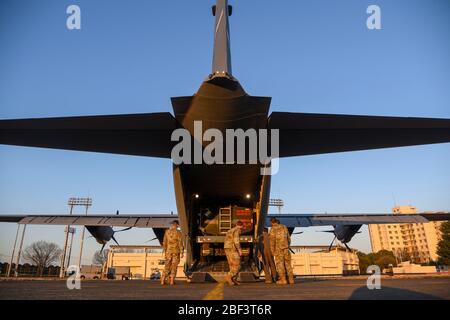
[269,217,294,285]
[224,220,244,286]
[161,220,184,286]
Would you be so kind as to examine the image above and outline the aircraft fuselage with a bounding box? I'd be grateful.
[171,76,272,273]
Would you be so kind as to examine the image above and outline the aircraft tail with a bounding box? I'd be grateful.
[212,0,232,76]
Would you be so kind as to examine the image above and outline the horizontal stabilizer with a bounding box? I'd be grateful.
[269,112,450,157]
[0,112,176,158]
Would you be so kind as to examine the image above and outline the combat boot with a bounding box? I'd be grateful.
[276,276,288,285]
[169,277,175,285]
[224,274,234,286]
[288,274,294,285]
[265,274,274,284]
[160,275,166,285]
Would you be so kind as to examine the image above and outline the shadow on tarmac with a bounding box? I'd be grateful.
[349,286,444,300]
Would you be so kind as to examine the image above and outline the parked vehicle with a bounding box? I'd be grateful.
[106,266,132,280]
[150,270,161,280]
[79,265,103,280]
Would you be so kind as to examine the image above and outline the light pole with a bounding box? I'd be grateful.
[59,197,92,278]
[66,227,76,269]
[269,199,284,214]
[7,224,21,277]
[77,200,91,270]
[14,224,27,277]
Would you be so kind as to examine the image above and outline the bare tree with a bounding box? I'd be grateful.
[23,241,62,276]
[399,248,412,263]
[92,249,109,266]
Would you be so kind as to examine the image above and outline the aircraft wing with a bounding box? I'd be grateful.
[0,214,179,228]
[266,213,450,227]
[1,212,448,228]
[0,112,176,158]
[268,112,450,157]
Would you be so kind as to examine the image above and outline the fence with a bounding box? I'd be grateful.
[0,262,61,277]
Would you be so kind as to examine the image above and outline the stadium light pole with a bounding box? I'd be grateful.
[7,224,21,277]
[14,224,27,277]
[77,200,91,270]
[59,197,92,278]
[269,199,284,214]
[66,227,76,269]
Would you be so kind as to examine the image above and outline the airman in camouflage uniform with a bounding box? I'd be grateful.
[258,227,276,284]
[161,220,184,285]
[224,220,244,286]
[269,218,294,285]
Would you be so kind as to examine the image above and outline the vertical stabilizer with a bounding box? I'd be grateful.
[212,0,232,76]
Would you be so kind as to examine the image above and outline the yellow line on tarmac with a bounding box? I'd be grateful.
[202,282,225,300]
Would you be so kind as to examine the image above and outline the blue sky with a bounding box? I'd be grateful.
[0,0,449,265]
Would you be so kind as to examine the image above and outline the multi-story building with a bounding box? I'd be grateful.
[368,206,444,263]
[106,245,186,279]
[289,246,359,276]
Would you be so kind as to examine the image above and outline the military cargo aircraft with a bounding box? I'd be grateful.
[1,0,449,280]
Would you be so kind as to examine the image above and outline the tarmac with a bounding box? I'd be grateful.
[0,275,449,300]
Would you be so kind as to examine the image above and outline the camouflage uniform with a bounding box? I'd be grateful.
[162,228,184,278]
[259,230,276,283]
[269,223,294,283]
[224,226,242,280]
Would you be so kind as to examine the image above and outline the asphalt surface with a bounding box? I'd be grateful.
[0,276,449,300]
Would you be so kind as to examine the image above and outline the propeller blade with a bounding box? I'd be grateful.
[114,227,132,233]
[328,235,336,251]
[111,235,120,246]
[108,227,131,247]
[145,237,158,243]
